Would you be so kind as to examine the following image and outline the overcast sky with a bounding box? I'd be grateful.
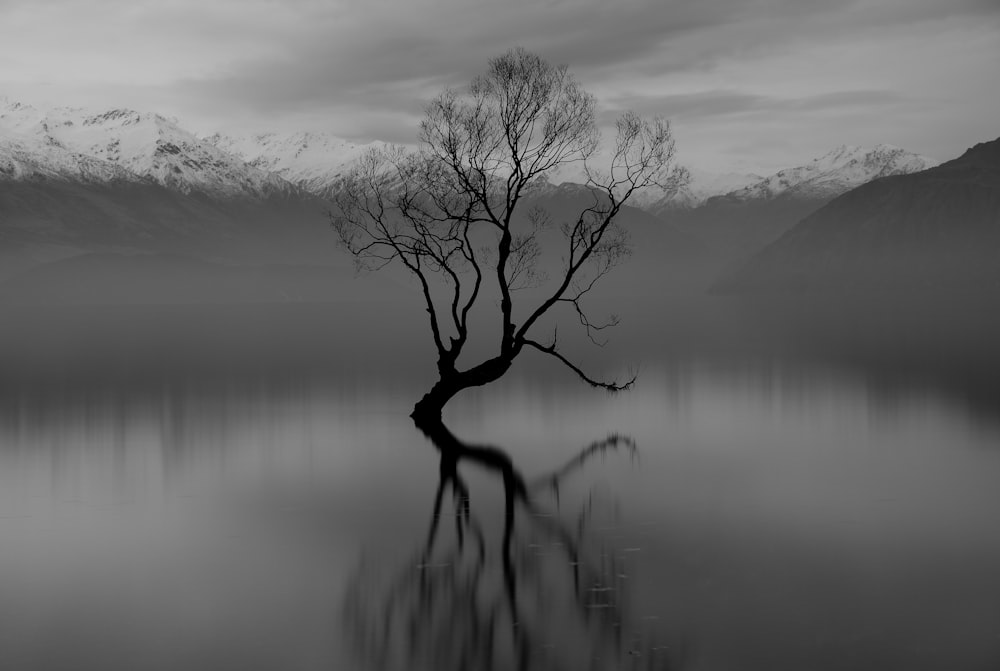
[2,0,998,172]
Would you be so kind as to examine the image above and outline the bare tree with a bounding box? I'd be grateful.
[332,47,687,420]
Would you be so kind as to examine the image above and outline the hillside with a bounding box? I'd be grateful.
[715,138,1000,293]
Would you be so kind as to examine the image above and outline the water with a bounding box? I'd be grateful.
[2,350,999,671]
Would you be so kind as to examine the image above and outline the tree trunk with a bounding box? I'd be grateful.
[410,353,519,422]
[410,377,462,423]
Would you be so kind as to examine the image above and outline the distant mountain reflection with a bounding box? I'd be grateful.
[342,417,684,671]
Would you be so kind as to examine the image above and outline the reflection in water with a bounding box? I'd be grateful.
[2,362,1000,670]
[344,417,683,671]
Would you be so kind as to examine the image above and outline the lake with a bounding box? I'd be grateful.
[1,302,999,670]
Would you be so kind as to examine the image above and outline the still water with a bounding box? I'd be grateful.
[1,360,999,670]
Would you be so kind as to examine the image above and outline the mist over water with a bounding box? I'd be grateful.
[2,301,1000,671]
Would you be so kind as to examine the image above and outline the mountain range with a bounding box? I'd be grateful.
[656,145,941,263]
[715,137,1000,293]
[206,131,383,198]
[0,99,336,268]
[720,144,936,202]
[2,97,977,303]
[0,100,292,197]
[1,99,938,211]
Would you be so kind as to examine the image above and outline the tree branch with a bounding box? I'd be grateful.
[520,337,637,392]
[330,48,685,409]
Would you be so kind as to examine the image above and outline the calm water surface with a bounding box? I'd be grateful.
[1,360,999,670]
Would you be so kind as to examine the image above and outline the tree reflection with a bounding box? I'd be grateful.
[342,417,685,671]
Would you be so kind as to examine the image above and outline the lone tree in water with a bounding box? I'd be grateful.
[332,48,686,421]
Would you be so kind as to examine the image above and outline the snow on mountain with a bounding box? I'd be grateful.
[513,145,932,212]
[1,98,940,210]
[206,131,387,197]
[0,100,294,198]
[633,167,763,211]
[725,144,939,202]
[714,137,1000,293]
[0,130,136,184]
[0,101,136,183]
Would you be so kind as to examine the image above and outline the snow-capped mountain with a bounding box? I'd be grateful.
[518,145,934,213]
[0,101,137,183]
[206,131,386,197]
[724,144,938,202]
[0,99,294,198]
[632,167,763,212]
[655,146,938,264]
[2,97,940,214]
[0,129,136,184]
[714,137,1000,293]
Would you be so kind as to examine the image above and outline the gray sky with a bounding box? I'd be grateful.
[2,0,998,172]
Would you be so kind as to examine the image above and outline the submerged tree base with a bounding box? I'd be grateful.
[410,383,457,424]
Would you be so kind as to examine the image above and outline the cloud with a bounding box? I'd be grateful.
[1,0,997,166]
[603,89,907,122]
[169,0,728,109]
[160,0,997,135]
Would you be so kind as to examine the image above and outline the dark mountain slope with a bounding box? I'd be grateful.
[0,177,341,266]
[661,195,829,263]
[715,138,1000,293]
[519,184,713,300]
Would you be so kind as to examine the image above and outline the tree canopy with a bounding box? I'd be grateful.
[331,47,687,419]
